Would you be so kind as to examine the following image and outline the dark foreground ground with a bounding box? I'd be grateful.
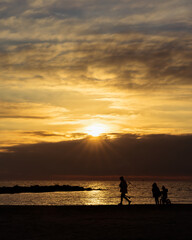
[0,205,191,240]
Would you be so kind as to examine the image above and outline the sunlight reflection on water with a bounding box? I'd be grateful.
[0,180,191,205]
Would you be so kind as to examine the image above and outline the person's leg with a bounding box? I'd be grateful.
[124,195,131,204]
[120,193,124,204]
[121,193,125,204]
[155,197,158,205]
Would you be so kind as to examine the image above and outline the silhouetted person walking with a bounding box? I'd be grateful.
[152,182,161,205]
[119,176,131,205]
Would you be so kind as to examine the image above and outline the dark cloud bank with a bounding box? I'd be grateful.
[0,134,191,180]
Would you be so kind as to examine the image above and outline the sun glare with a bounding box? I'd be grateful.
[85,123,108,137]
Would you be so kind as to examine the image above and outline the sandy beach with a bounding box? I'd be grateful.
[0,205,191,240]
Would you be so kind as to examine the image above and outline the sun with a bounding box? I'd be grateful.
[85,123,108,137]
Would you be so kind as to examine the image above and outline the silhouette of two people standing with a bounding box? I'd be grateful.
[152,183,170,205]
[119,176,131,205]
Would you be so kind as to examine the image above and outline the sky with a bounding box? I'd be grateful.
[0,0,192,179]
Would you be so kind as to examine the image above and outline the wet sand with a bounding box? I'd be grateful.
[0,205,191,240]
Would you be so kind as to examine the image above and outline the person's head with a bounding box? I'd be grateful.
[152,182,157,187]
[120,176,124,181]
[162,185,165,190]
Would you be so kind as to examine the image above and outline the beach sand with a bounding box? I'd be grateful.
[0,205,191,240]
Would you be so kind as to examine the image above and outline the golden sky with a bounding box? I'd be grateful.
[0,0,192,149]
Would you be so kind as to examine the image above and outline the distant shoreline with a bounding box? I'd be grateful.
[0,184,94,194]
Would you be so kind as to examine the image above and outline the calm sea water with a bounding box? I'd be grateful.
[0,180,191,205]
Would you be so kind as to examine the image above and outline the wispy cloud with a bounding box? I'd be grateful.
[0,0,192,148]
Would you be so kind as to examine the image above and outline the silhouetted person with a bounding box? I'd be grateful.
[161,185,168,204]
[152,182,161,205]
[119,176,131,205]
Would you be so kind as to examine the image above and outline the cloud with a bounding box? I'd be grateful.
[0,0,191,91]
[0,101,68,118]
[0,115,47,119]
[0,0,192,149]
[0,134,191,179]
[1,33,192,91]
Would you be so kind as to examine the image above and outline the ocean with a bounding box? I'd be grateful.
[0,180,191,205]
